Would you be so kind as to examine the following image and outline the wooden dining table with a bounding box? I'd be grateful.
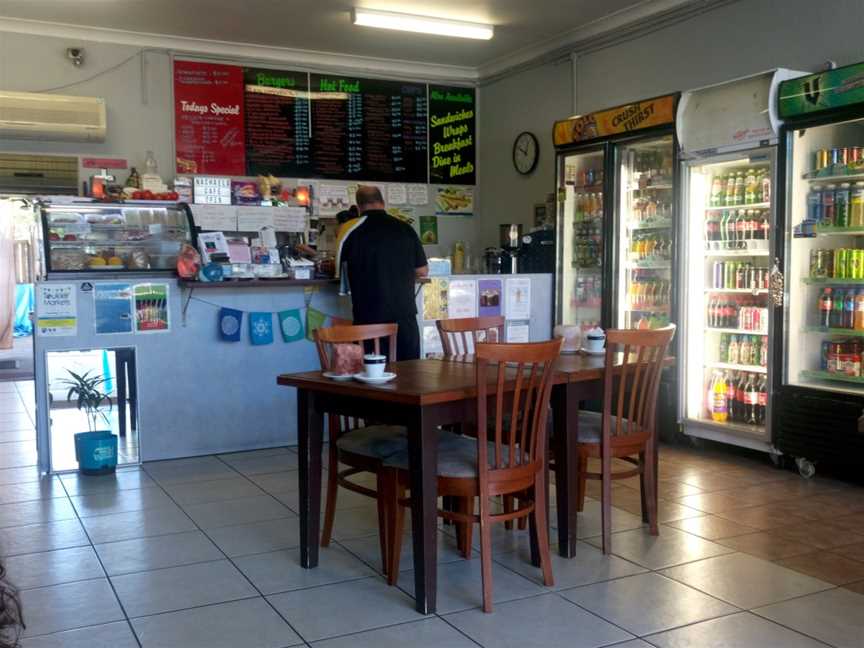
[277,352,672,614]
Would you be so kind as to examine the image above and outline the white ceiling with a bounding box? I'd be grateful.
[0,0,704,77]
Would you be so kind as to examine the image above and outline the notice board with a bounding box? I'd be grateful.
[429,85,476,185]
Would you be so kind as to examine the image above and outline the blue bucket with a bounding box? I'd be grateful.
[74,431,118,475]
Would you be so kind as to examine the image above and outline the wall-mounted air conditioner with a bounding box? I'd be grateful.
[0,91,107,143]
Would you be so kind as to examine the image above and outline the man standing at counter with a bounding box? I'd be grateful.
[336,185,428,360]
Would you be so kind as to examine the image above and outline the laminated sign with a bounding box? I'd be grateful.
[553,94,677,147]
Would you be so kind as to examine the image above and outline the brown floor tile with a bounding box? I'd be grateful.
[776,551,864,585]
[675,491,745,514]
[678,472,752,492]
[843,580,864,595]
[834,513,864,535]
[666,514,757,540]
[656,501,703,524]
[717,531,816,560]
[775,496,864,521]
[774,522,864,550]
[655,480,704,500]
[831,541,864,563]
[716,505,810,530]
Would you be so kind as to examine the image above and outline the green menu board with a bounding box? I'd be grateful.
[779,62,864,119]
[429,85,476,185]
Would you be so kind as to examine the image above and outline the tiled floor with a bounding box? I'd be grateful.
[2,381,864,646]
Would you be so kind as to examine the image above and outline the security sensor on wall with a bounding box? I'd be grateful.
[66,48,85,67]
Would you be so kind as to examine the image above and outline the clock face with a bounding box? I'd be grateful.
[513,132,538,175]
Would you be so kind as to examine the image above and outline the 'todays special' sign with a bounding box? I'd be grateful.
[174,61,246,176]
[554,94,677,147]
[429,86,476,185]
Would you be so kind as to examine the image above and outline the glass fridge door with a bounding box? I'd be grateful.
[615,135,675,329]
[556,148,605,331]
[784,118,864,396]
[682,151,774,439]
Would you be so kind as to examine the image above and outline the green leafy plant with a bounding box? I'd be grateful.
[59,370,112,432]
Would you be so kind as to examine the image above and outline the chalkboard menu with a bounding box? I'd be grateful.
[309,74,428,182]
[244,68,310,176]
[429,85,476,185]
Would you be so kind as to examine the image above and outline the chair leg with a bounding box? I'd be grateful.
[457,497,474,559]
[320,447,339,547]
[576,456,588,512]
[479,496,494,613]
[600,448,612,555]
[376,471,389,575]
[533,476,554,587]
[503,495,514,530]
[643,443,659,535]
[517,496,527,531]
[386,478,406,586]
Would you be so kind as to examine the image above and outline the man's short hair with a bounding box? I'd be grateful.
[356,185,384,210]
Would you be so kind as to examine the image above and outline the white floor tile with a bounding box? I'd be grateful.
[21,578,124,637]
[5,545,103,590]
[754,587,864,647]
[95,530,223,576]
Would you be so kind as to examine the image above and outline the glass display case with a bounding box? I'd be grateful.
[41,202,193,275]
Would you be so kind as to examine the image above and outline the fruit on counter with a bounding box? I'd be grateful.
[89,256,107,267]
[130,190,179,201]
[107,256,123,266]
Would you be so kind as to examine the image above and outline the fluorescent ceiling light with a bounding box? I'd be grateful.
[352,8,494,40]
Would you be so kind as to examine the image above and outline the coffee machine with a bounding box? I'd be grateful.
[499,224,523,274]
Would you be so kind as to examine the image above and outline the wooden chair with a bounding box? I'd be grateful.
[436,316,521,534]
[314,323,405,573]
[436,316,505,356]
[574,325,675,554]
[382,337,563,612]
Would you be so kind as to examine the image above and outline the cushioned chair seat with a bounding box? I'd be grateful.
[577,411,637,443]
[383,432,512,478]
[336,425,408,459]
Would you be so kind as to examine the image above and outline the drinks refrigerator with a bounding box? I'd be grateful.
[553,94,680,335]
[676,69,806,454]
[773,62,864,478]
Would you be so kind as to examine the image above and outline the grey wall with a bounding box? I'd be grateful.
[576,0,864,114]
[478,59,573,250]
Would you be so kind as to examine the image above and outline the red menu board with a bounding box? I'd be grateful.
[174,60,245,175]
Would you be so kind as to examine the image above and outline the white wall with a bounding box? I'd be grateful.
[576,0,864,114]
[477,59,572,250]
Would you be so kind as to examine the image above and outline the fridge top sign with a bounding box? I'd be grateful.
[553,94,677,147]
[778,61,864,120]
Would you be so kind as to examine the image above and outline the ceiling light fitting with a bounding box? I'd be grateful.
[352,8,493,40]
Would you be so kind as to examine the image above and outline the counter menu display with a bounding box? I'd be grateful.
[244,68,310,177]
[310,74,428,182]
[429,85,476,185]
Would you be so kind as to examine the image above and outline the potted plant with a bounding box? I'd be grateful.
[60,370,118,475]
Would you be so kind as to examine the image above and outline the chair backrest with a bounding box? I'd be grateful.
[437,316,505,356]
[601,325,675,444]
[313,323,398,370]
[314,323,397,436]
[475,338,563,484]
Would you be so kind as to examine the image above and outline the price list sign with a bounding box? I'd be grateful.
[174,60,246,176]
[429,85,476,185]
[310,74,428,182]
[243,68,311,176]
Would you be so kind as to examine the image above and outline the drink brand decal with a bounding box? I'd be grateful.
[779,61,864,119]
[553,94,677,147]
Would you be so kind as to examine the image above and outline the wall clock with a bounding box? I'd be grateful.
[513,131,539,175]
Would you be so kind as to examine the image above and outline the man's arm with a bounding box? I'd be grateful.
[411,225,428,279]
[415,265,429,278]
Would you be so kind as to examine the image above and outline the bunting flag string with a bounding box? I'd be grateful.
[191,296,347,346]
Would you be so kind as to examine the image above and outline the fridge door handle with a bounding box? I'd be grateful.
[769,258,784,307]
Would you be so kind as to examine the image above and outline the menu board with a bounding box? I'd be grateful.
[310,74,428,182]
[174,61,245,175]
[244,68,310,176]
[429,85,476,185]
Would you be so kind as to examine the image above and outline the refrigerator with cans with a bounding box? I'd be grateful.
[772,61,864,477]
[676,69,806,454]
[553,94,679,336]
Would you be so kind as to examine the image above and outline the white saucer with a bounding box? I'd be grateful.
[353,372,397,384]
[581,347,606,356]
[322,371,354,381]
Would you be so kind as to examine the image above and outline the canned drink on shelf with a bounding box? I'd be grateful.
[852,250,864,280]
[821,340,831,370]
[831,148,842,167]
[852,147,864,163]
[816,149,831,171]
[835,248,848,278]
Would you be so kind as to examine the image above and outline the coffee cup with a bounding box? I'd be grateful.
[585,327,606,353]
[363,354,386,378]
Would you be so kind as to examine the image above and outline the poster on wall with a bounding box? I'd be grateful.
[422,278,449,321]
[506,321,530,343]
[478,279,502,318]
[419,215,438,245]
[448,279,478,319]
[94,283,133,335]
[429,85,476,185]
[35,284,77,337]
[133,283,170,333]
[505,277,532,320]
[174,60,246,175]
[435,187,473,216]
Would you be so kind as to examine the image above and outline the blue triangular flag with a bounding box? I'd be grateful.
[218,308,242,342]
[249,312,274,345]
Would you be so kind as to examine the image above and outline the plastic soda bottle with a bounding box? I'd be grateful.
[711,372,728,422]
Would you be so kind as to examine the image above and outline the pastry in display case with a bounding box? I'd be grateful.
[41,201,194,275]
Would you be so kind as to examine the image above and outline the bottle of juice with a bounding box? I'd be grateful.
[711,372,728,422]
[728,335,739,365]
[725,174,737,206]
[819,288,833,328]
[745,169,757,204]
[845,289,857,329]
[852,183,864,227]
[734,172,746,205]
[855,289,864,331]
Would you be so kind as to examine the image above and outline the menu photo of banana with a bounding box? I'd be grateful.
[435,186,474,216]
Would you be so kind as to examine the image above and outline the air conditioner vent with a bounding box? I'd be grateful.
[0,91,106,142]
